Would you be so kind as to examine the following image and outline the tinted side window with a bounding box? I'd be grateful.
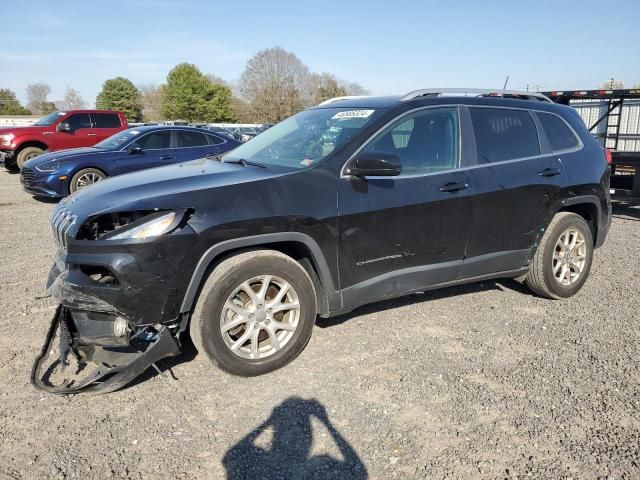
[177,131,208,147]
[470,108,540,163]
[65,113,92,130]
[363,107,459,175]
[135,131,171,149]
[537,112,579,151]
[94,113,121,128]
[206,134,225,145]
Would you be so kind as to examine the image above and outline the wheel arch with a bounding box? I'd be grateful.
[180,233,340,317]
[558,196,602,246]
[16,140,48,154]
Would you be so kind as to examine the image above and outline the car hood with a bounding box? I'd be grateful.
[64,158,285,219]
[24,147,104,169]
[0,125,48,135]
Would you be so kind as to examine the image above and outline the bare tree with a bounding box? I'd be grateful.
[26,83,52,114]
[61,87,86,110]
[341,80,369,96]
[206,74,229,86]
[311,73,347,104]
[139,83,165,122]
[239,47,311,123]
[600,78,625,89]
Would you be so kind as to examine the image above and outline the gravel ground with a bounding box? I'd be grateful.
[1,168,639,479]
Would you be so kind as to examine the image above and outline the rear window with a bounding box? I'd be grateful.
[470,108,540,163]
[537,112,580,151]
[177,131,208,147]
[93,113,121,128]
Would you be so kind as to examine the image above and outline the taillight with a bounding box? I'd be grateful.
[604,148,613,165]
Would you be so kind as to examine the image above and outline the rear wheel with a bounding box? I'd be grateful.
[16,146,44,169]
[525,212,593,299]
[190,250,317,376]
[69,168,106,193]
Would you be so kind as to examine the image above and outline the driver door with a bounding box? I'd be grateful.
[337,107,474,308]
[50,113,97,149]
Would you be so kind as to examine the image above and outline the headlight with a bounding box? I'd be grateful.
[109,211,177,240]
[0,133,14,146]
[35,159,62,172]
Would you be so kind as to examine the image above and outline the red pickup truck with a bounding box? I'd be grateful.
[0,110,128,171]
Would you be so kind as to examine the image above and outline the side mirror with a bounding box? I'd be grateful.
[346,151,401,177]
[128,145,143,155]
[58,122,71,132]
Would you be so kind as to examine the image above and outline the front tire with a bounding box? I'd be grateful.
[526,212,594,299]
[69,168,106,193]
[190,250,317,376]
[16,146,44,169]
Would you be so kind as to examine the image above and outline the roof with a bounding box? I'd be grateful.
[125,125,219,133]
[314,89,553,110]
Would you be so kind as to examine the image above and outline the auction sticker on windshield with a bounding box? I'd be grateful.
[331,110,375,120]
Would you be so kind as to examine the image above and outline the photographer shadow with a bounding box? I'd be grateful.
[223,397,368,479]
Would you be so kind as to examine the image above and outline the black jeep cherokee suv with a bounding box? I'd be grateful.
[33,89,611,393]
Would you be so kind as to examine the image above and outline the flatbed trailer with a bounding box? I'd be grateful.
[543,89,640,200]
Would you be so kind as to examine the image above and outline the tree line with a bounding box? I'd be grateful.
[0,46,369,124]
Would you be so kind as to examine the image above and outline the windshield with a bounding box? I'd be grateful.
[223,107,381,169]
[34,111,66,126]
[94,129,145,149]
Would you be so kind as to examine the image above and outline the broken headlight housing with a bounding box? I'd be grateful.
[77,209,189,241]
[109,211,177,240]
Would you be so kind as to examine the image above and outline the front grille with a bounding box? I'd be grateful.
[51,204,78,249]
[21,167,35,187]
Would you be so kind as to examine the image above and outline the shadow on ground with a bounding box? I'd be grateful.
[223,397,367,479]
[612,202,640,221]
[318,277,530,328]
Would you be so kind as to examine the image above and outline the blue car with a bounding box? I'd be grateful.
[20,126,241,198]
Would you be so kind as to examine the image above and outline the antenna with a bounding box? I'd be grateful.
[503,75,510,90]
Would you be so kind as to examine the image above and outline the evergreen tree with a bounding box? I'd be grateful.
[96,77,143,122]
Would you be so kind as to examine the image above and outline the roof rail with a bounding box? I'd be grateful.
[318,95,372,106]
[401,88,552,103]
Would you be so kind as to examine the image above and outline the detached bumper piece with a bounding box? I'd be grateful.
[31,306,180,394]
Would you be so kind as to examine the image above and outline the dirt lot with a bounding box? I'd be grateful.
[1,168,639,479]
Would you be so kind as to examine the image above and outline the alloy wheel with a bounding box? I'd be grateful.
[552,228,587,286]
[219,275,300,360]
[76,172,103,188]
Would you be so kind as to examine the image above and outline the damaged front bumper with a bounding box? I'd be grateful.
[31,306,181,394]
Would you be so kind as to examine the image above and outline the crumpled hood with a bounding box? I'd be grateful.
[64,158,282,220]
[24,147,104,169]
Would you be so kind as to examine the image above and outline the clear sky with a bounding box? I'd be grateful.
[2,0,639,106]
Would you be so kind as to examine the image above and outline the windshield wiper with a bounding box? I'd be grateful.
[223,158,267,168]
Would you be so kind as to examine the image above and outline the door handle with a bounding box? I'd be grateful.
[439,182,469,193]
[87,133,96,136]
[538,167,561,177]
[160,155,174,160]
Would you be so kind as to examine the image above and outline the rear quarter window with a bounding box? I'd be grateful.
[536,112,580,151]
[470,107,540,163]
[206,134,225,145]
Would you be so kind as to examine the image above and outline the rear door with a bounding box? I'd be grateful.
[338,106,474,307]
[174,130,220,161]
[113,130,173,174]
[91,112,124,143]
[461,106,568,278]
